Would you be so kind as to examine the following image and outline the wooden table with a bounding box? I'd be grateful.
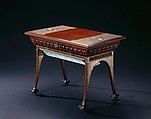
[25,25,124,110]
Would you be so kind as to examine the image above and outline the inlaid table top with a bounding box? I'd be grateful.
[25,25,124,57]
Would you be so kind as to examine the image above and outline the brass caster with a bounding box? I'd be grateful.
[62,79,70,86]
[111,93,120,101]
[30,88,39,95]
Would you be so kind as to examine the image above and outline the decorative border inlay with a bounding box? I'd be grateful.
[71,33,122,46]
[31,38,87,56]
[31,38,119,56]
[29,25,76,35]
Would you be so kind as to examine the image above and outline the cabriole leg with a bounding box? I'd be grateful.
[79,59,93,110]
[105,52,119,101]
[30,46,44,95]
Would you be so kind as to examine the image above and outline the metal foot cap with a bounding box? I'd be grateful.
[111,93,120,101]
[78,104,86,111]
[62,79,70,86]
[30,88,39,95]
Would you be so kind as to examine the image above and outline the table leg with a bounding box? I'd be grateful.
[105,52,119,100]
[30,46,44,95]
[60,59,70,85]
[79,59,93,110]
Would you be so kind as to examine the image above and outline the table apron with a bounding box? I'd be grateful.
[39,47,113,66]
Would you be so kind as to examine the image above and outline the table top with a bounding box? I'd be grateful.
[25,25,125,56]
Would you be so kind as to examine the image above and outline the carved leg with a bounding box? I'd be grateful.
[60,60,70,85]
[105,52,119,101]
[30,46,44,95]
[79,59,94,110]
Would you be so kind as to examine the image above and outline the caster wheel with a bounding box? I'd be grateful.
[30,88,39,95]
[78,104,86,111]
[111,93,120,101]
[62,79,70,86]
